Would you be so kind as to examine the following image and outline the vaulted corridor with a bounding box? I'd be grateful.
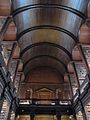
[0,0,90,120]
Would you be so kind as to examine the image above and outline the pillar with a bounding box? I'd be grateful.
[8,109,16,120]
[7,100,16,120]
[30,111,35,120]
[77,90,87,120]
[67,74,73,98]
[0,99,10,120]
[56,112,61,120]
[0,98,4,113]
[73,111,77,120]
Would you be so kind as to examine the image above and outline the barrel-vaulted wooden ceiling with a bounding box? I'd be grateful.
[0,0,90,100]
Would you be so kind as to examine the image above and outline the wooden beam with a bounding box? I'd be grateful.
[21,82,69,86]
[3,40,16,42]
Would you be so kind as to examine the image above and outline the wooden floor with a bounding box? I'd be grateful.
[16,115,74,120]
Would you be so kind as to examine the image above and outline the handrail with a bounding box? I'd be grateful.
[20,98,72,101]
[19,98,72,105]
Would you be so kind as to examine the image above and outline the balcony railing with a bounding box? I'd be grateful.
[19,98,72,106]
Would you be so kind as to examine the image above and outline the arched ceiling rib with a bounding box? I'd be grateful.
[12,0,88,80]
